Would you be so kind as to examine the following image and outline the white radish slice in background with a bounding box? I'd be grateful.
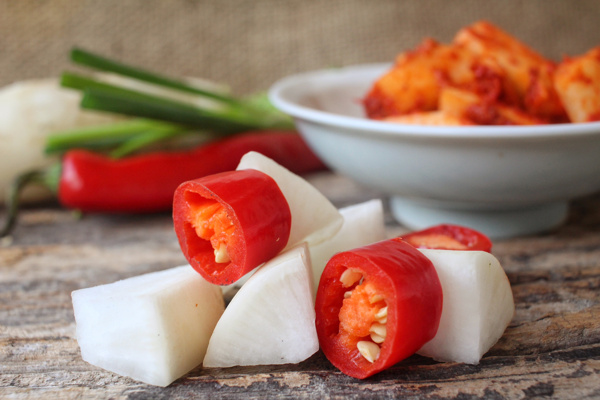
[0,78,121,203]
[416,249,515,364]
[309,199,387,295]
[72,265,224,387]
[203,243,318,368]
[222,199,387,300]
[237,151,343,249]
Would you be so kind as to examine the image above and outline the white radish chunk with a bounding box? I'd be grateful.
[0,79,121,203]
[309,199,387,295]
[222,200,386,300]
[416,249,515,364]
[72,265,224,387]
[237,151,343,249]
[203,243,318,368]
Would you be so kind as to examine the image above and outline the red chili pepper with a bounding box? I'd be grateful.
[1,131,325,238]
[58,130,326,213]
[400,224,492,252]
[315,238,443,379]
[173,169,292,285]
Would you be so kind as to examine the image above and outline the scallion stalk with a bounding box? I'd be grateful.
[50,47,293,156]
[109,126,189,159]
[79,86,261,131]
[45,119,173,154]
[70,48,239,105]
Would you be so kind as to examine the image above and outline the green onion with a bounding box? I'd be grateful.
[79,86,261,131]
[61,72,152,101]
[71,47,239,105]
[45,119,173,154]
[50,47,293,156]
[109,126,189,159]
[62,71,283,131]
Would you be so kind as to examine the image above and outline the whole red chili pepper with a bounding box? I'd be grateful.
[400,224,492,252]
[173,169,292,285]
[1,131,325,237]
[59,131,325,212]
[315,238,443,379]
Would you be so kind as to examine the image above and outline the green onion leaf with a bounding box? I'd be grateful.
[109,126,189,159]
[79,86,262,132]
[70,47,239,105]
[45,119,178,154]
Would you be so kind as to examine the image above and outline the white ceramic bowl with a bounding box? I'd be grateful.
[269,63,600,238]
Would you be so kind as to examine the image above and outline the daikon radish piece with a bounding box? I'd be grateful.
[310,199,387,295]
[416,249,514,364]
[237,151,343,249]
[72,265,224,387]
[221,200,386,300]
[220,269,255,302]
[0,78,120,203]
[0,75,225,204]
[203,243,318,367]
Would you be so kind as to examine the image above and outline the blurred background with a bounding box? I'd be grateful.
[1,0,599,95]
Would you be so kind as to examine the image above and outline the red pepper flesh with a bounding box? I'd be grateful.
[400,224,492,252]
[58,131,326,213]
[173,169,291,285]
[315,238,443,379]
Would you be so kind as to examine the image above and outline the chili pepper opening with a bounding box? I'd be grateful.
[401,224,492,252]
[338,273,389,364]
[173,169,292,285]
[318,261,396,371]
[402,233,469,250]
[183,193,239,272]
[315,239,443,379]
[188,201,234,264]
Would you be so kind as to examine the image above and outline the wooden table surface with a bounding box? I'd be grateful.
[1,172,599,399]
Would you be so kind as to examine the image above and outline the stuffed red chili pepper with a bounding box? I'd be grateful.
[315,238,443,379]
[400,224,492,252]
[173,169,291,285]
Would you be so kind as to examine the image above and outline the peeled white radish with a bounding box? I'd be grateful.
[309,199,387,295]
[0,79,121,203]
[237,151,343,249]
[222,199,387,300]
[416,249,515,364]
[0,75,225,205]
[72,265,224,387]
[203,243,318,368]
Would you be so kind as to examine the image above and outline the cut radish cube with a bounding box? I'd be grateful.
[203,243,318,367]
[72,265,224,387]
[310,199,387,295]
[416,249,514,364]
[237,151,343,249]
[222,199,386,300]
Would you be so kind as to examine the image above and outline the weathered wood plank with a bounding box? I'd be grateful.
[1,174,599,399]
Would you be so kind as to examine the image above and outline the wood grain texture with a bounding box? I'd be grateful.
[1,173,599,399]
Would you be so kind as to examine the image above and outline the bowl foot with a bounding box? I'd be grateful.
[390,197,569,239]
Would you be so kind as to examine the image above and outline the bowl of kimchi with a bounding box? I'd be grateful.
[269,22,600,238]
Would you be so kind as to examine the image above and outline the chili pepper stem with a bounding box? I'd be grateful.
[0,165,61,238]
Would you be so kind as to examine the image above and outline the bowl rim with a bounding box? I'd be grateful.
[269,63,600,140]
